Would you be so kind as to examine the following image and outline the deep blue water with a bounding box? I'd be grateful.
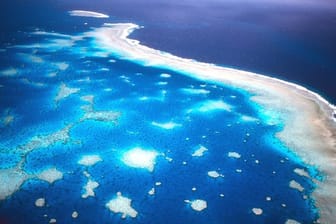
[0,0,331,223]
[2,0,334,102]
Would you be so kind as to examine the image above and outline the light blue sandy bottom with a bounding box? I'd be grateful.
[0,30,318,224]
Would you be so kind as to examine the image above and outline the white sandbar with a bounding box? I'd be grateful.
[285,219,301,224]
[148,187,155,195]
[122,147,158,172]
[69,10,109,18]
[35,198,46,207]
[72,211,79,219]
[293,168,310,178]
[78,155,102,166]
[0,167,29,200]
[82,179,99,198]
[37,167,63,184]
[160,73,171,78]
[228,151,241,159]
[289,180,304,192]
[252,208,263,215]
[207,171,224,178]
[106,192,138,219]
[192,145,208,157]
[85,23,336,223]
[185,199,207,212]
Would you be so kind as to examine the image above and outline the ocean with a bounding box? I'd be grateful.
[0,0,334,223]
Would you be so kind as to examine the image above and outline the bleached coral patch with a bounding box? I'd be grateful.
[36,167,63,184]
[106,192,138,219]
[82,179,99,198]
[207,171,224,178]
[78,155,102,166]
[0,167,29,200]
[54,83,80,104]
[289,180,304,192]
[122,147,158,172]
[252,208,263,215]
[185,199,207,212]
[20,125,72,153]
[192,145,208,157]
[228,151,241,159]
[35,198,46,207]
[82,110,120,123]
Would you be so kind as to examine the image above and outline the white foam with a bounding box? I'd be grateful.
[69,10,109,18]
[252,208,263,215]
[106,192,138,219]
[155,182,162,186]
[207,171,224,178]
[82,179,99,198]
[185,199,207,212]
[228,151,241,159]
[151,121,182,130]
[122,147,158,172]
[49,218,57,223]
[192,145,208,157]
[35,198,46,207]
[37,168,63,184]
[78,155,102,166]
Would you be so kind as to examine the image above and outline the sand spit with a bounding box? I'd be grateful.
[87,23,336,223]
[68,10,109,19]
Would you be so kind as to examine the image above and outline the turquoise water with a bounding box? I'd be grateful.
[0,26,318,223]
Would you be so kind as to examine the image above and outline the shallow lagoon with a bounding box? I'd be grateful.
[0,29,318,223]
